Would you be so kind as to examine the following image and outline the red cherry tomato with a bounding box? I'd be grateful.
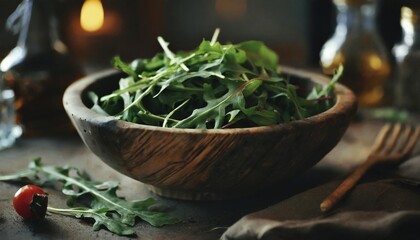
[13,184,46,220]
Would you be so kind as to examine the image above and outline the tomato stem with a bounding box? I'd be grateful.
[30,193,48,222]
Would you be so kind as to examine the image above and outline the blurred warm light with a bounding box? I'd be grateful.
[80,0,104,32]
[368,54,382,70]
[215,0,247,21]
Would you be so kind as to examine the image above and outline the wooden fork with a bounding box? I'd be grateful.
[320,123,420,212]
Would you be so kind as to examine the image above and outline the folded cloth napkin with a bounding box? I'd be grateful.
[221,157,420,240]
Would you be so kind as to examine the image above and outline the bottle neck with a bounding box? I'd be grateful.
[17,0,62,55]
[334,2,377,36]
[400,7,420,46]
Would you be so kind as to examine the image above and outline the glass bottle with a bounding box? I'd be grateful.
[0,0,83,136]
[393,4,420,113]
[0,72,21,150]
[320,0,391,107]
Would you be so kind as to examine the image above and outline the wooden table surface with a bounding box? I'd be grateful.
[0,119,400,239]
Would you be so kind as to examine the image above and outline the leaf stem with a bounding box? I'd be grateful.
[47,206,83,216]
[210,28,220,46]
[157,36,189,72]
[163,98,190,128]
[0,169,34,181]
[40,167,134,221]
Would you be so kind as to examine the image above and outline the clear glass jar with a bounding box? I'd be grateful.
[0,0,83,136]
[393,5,420,113]
[320,0,391,107]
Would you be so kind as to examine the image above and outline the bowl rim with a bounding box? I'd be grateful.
[63,66,357,135]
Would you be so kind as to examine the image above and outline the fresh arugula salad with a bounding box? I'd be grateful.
[90,29,342,129]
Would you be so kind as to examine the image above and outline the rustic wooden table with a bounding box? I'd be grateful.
[0,119,396,239]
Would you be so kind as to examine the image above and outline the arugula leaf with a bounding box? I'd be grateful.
[87,92,110,116]
[236,41,278,71]
[307,65,343,100]
[93,29,340,129]
[112,56,138,79]
[47,207,136,236]
[0,158,178,236]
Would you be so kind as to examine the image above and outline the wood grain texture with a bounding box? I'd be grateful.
[63,67,357,200]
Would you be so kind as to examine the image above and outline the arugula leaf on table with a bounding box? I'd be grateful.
[0,158,178,236]
[47,207,136,236]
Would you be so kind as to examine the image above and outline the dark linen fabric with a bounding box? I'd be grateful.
[221,157,420,240]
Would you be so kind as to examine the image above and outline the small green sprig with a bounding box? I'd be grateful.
[0,158,178,236]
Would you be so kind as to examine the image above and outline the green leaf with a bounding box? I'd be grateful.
[242,79,262,97]
[87,92,110,116]
[237,41,279,71]
[112,56,138,79]
[173,81,240,129]
[248,110,280,126]
[48,207,136,236]
[226,109,241,122]
[307,65,343,100]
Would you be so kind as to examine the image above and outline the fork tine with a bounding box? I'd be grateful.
[382,123,402,154]
[370,123,392,154]
[396,125,413,153]
[401,126,420,156]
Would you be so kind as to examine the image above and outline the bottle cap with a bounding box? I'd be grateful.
[401,6,419,24]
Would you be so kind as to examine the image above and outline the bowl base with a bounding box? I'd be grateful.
[145,184,248,201]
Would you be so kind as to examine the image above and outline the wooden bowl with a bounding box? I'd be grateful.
[63,67,357,200]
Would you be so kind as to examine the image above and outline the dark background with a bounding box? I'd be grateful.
[0,0,402,72]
